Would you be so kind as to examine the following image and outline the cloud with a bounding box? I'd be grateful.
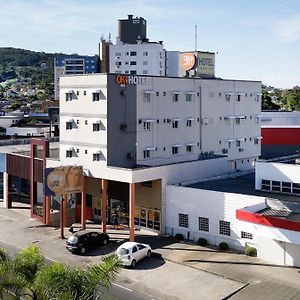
[274,13,300,42]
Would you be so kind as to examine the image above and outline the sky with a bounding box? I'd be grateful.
[1,0,300,88]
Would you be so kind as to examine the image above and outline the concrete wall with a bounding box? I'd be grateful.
[135,179,161,209]
[256,161,300,189]
[107,74,137,168]
[165,185,264,249]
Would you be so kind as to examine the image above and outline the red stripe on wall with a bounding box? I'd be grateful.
[262,128,300,145]
[236,209,300,232]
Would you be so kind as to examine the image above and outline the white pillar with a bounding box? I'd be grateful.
[3,172,8,208]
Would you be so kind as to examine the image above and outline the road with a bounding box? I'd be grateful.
[0,240,157,300]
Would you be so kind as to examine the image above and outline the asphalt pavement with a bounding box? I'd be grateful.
[1,204,300,299]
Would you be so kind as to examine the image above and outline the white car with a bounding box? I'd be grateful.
[116,242,152,268]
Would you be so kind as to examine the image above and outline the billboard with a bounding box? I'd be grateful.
[197,51,215,76]
[44,166,83,196]
[179,52,196,71]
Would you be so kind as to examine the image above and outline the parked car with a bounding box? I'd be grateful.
[116,242,152,268]
[66,230,109,254]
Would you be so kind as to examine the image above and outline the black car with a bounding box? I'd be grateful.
[66,230,109,254]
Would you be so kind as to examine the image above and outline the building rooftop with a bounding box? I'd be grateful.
[188,173,300,203]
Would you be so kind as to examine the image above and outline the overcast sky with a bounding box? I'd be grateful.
[1,0,300,88]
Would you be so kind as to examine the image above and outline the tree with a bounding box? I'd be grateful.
[0,245,121,300]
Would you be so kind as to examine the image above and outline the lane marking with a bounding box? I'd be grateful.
[112,283,133,292]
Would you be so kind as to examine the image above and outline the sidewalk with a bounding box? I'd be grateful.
[1,204,300,299]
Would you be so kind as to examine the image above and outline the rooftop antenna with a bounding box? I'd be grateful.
[108,33,111,43]
[195,25,198,52]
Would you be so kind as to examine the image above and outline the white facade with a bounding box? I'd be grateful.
[109,42,165,76]
[261,111,300,127]
[0,113,24,128]
[166,184,300,267]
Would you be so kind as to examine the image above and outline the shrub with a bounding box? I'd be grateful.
[219,242,229,251]
[245,246,257,257]
[175,233,184,241]
[197,238,208,246]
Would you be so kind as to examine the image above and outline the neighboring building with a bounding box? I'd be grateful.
[0,112,24,128]
[261,111,300,158]
[6,126,49,137]
[54,55,99,100]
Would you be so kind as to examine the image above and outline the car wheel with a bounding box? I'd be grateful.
[147,250,151,257]
[131,259,136,268]
[102,238,108,246]
[80,247,86,254]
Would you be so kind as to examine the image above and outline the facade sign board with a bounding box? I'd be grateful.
[44,166,83,196]
[179,52,196,71]
[196,52,215,76]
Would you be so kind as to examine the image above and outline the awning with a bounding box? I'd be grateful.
[143,90,155,94]
[67,147,74,151]
[185,91,196,95]
[144,146,156,151]
[237,92,246,95]
[94,150,102,154]
[173,91,182,94]
[225,138,234,142]
[185,142,195,146]
[226,92,235,96]
[172,144,183,147]
[172,118,182,121]
[95,89,101,93]
[236,115,246,119]
[142,118,156,123]
[67,119,74,123]
[236,138,245,141]
[254,136,263,140]
[255,115,263,118]
[186,117,195,121]
[224,116,236,119]
[67,90,74,93]
[94,120,102,124]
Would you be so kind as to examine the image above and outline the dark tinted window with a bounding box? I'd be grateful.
[132,246,138,253]
[137,244,146,250]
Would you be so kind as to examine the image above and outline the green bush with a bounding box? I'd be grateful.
[245,246,257,257]
[197,238,208,246]
[175,233,184,241]
[219,242,229,251]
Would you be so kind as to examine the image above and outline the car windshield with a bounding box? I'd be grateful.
[68,236,78,243]
[117,248,129,255]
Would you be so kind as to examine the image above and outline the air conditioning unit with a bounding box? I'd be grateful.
[239,148,244,152]
[127,152,136,159]
[167,119,171,123]
[222,148,228,154]
[120,123,128,130]
[138,119,142,124]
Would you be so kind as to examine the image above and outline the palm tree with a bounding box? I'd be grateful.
[0,245,121,300]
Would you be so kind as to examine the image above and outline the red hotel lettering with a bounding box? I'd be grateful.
[116,75,128,85]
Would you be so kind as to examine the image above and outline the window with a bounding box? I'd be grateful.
[143,70,148,74]
[76,149,79,153]
[163,91,166,96]
[85,150,88,154]
[225,94,231,101]
[172,146,179,155]
[272,180,281,192]
[219,220,230,236]
[93,123,100,131]
[130,70,137,75]
[76,120,79,125]
[186,145,192,152]
[292,183,300,194]
[143,150,150,158]
[282,181,292,193]
[143,51,148,56]
[156,92,159,96]
[172,120,179,128]
[173,94,179,102]
[143,61,148,65]
[236,118,241,125]
[236,140,241,147]
[130,61,136,65]
[115,61,122,66]
[186,120,192,127]
[125,61,129,65]
[179,213,188,228]
[143,122,151,131]
[132,246,138,253]
[141,181,152,188]
[93,92,100,102]
[144,93,151,102]
[255,116,260,124]
[65,92,73,101]
[84,91,87,96]
[130,51,137,56]
[85,120,88,125]
[66,150,73,158]
[241,231,253,239]
[76,91,79,96]
[115,52,121,57]
[198,217,209,232]
[261,179,271,190]
[186,94,192,101]
[237,94,241,101]
[66,122,73,130]
[93,153,101,161]
[254,138,259,145]
[255,94,261,102]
